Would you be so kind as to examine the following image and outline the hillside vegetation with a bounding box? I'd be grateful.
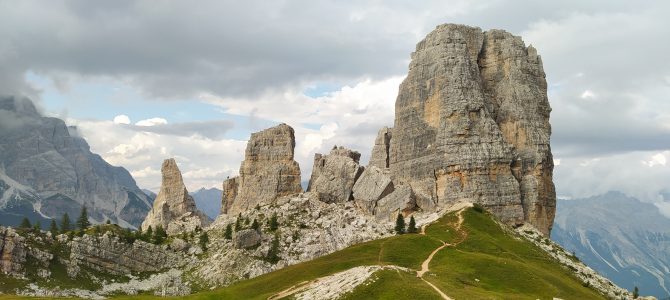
[103,207,605,299]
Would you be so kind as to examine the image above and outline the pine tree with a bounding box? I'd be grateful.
[633,286,639,299]
[19,217,31,229]
[145,226,153,242]
[33,221,41,231]
[106,219,111,225]
[394,214,405,234]
[269,212,279,232]
[153,226,167,244]
[224,224,233,240]
[244,216,250,225]
[407,216,417,233]
[49,219,59,236]
[77,206,91,230]
[266,233,280,263]
[251,219,260,231]
[199,232,209,251]
[60,213,72,233]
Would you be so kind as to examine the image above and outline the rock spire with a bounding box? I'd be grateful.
[141,158,211,234]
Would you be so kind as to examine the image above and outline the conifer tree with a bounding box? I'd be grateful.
[33,221,41,231]
[266,233,280,263]
[60,213,72,233]
[269,212,279,232]
[395,214,405,234]
[145,226,153,241]
[224,224,233,240]
[19,217,31,229]
[153,226,167,244]
[407,216,417,233]
[633,286,639,299]
[251,219,260,231]
[77,206,91,230]
[199,232,209,251]
[49,219,59,236]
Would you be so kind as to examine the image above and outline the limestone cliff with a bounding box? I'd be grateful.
[223,124,303,215]
[378,24,555,234]
[141,158,211,234]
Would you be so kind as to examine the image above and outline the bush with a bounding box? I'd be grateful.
[265,234,281,263]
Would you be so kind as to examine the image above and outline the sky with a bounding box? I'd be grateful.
[1,1,670,214]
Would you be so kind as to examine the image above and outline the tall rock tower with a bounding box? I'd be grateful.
[379,24,555,234]
[142,158,211,234]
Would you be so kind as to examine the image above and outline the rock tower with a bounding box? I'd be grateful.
[378,24,556,234]
[141,158,211,234]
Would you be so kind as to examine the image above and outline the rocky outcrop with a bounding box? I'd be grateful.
[307,146,363,203]
[373,184,417,222]
[221,177,238,215]
[369,127,392,169]
[68,232,186,275]
[0,96,152,228]
[141,158,211,234]
[233,229,261,249]
[351,166,394,214]
[0,227,26,275]
[223,124,303,215]
[377,24,555,234]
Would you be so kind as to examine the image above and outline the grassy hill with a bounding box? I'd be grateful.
[99,207,606,299]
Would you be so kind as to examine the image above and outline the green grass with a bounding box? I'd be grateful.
[3,208,606,299]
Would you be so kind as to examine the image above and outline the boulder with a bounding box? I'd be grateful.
[0,227,26,275]
[352,166,394,214]
[307,146,363,203]
[233,229,261,249]
[374,184,417,222]
[141,158,211,234]
[225,124,303,214]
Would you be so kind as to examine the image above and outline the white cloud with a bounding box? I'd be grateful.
[553,159,561,166]
[580,90,595,99]
[112,114,130,124]
[68,118,246,191]
[642,152,668,167]
[135,117,168,127]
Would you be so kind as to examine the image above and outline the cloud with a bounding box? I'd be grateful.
[112,114,130,125]
[135,118,167,127]
[68,117,245,191]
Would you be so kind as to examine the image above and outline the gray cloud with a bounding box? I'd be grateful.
[123,120,234,140]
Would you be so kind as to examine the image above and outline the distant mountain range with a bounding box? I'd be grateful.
[0,96,152,228]
[190,187,222,219]
[552,191,670,299]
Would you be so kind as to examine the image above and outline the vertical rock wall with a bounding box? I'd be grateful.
[385,24,555,234]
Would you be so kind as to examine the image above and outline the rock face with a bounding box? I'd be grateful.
[141,158,211,234]
[0,96,152,228]
[378,24,555,234]
[0,227,26,275]
[368,127,392,169]
[68,233,186,275]
[307,146,363,204]
[223,124,303,215]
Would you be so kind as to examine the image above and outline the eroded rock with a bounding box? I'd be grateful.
[352,166,394,214]
[224,124,303,215]
[307,146,363,203]
[233,229,261,249]
[141,158,211,234]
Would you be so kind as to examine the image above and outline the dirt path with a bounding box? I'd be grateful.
[267,280,312,300]
[415,206,470,300]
